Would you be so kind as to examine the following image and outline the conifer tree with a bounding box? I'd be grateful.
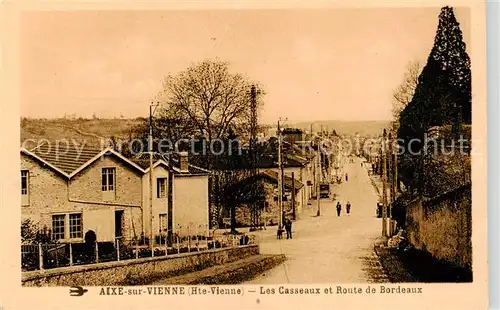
[409,6,471,128]
[428,6,471,124]
[397,6,471,195]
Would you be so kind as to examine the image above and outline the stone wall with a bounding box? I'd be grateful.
[21,155,68,224]
[22,244,259,286]
[69,155,142,206]
[405,184,472,269]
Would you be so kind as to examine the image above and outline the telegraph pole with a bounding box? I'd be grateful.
[316,141,321,217]
[320,125,323,180]
[391,131,398,234]
[381,129,388,238]
[248,85,260,230]
[388,131,394,236]
[291,172,296,220]
[149,102,159,256]
[167,152,174,247]
[277,119,284,230]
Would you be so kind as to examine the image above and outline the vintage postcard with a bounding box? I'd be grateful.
[0,0,488,309]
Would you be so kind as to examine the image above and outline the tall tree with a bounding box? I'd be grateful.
[409,6,471,128]
[129,59,264,165]
[428,6,471,124]
[397,6,471,196]
[159,59,262,143]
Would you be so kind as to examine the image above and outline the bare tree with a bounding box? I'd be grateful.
[159,59,263,143]
[391,60,421,130]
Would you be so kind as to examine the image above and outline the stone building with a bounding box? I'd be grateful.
[20,143,209,244]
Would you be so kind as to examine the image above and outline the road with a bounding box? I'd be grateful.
[246,157,389,284]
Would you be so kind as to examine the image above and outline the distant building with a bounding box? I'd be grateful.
[282,128,304,145]
[228,170,305,227]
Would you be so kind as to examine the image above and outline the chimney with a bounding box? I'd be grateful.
[179,151,189,172]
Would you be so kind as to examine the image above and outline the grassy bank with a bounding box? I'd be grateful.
[374,245,472,283]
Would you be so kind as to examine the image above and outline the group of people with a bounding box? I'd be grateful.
[336,201,352,217]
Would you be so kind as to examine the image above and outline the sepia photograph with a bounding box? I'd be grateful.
[1,1,489,309]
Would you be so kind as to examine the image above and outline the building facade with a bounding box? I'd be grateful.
[21,144,209,245]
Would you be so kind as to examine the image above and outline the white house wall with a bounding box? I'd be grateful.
[173,176,209,237]
[142,165,170,238]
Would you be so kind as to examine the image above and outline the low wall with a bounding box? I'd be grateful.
[405,184,471,269]
[22,244,259,286]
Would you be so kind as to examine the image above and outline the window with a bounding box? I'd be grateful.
[69,213,83,238]
[159,213,167,234]
[157,178,167,198]
[52,213,83,240]
[102,168,115,191]
[52,215,65,240]
[21,170,29,195]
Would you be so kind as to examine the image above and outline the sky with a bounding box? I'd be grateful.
[20,8,470,124]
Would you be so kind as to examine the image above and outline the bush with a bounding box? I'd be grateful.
[21,219,52,244]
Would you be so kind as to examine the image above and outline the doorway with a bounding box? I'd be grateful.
[115,210,124,238]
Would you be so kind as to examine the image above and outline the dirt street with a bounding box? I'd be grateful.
[246,157,389,284]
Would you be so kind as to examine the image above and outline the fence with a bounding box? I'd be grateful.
[22,225,257,272]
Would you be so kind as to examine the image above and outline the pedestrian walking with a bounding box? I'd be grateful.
[336,202,342,217]
[345,173,348,182]
[346,201,351,216]
[285,219,293,239]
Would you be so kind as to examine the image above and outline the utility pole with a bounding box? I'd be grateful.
[277,118,284,230]
[167,152,174,247]
[320,124,323,181]
[310,123,314,198]
[316,142,321,217]
[381,129,388,238]
[391,131,398,234]
[248,85,260,231]
[291,172,296,220]
[149,102,159,256]
[388,131,394,236]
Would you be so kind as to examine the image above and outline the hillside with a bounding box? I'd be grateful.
[290,120,391,137]
[21,118,391,150]
[21,118,144,149]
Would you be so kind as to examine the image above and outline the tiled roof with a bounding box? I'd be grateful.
[261,170,304,191]
[24,142,145,178]
[29,142,104,175]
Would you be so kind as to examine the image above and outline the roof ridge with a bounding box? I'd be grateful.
[29,140,49,152]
